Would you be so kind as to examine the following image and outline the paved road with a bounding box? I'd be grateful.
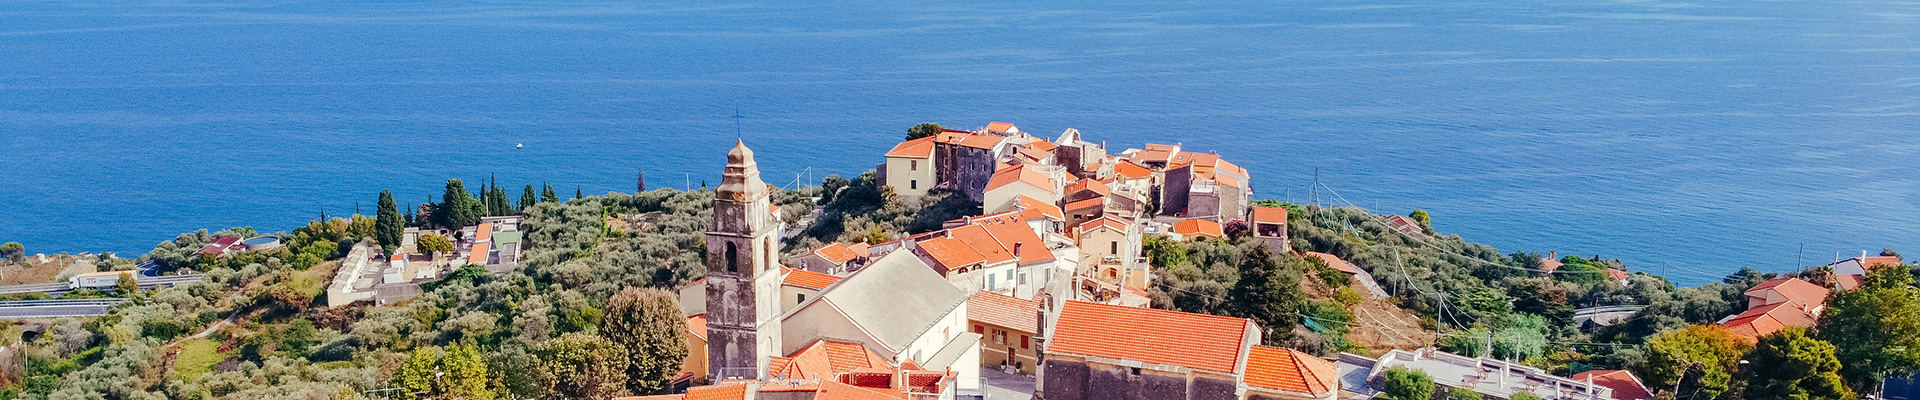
[981,368,1036,400]
[0,299,126,319]
[0,273,205,296]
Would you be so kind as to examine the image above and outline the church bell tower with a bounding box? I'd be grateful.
[706,140,782,382]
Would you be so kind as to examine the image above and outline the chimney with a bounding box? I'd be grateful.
[1863,250,1870,259]
[1549,251,1557,260]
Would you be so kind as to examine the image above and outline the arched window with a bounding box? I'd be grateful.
[725,242,738,273]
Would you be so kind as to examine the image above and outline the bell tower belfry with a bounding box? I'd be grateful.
[705,140,782,382]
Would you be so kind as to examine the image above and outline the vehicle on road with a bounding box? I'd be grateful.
[67,271,134,289]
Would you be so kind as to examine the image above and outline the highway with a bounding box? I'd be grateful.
[0,299,127,319]
[0,273,206,296]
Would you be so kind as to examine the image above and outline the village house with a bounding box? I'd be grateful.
[909,213,1064,299]
[777,250,982,397]
[791,242,866,274]
[968,291,1042,375]
[1072,216,1147,291]
[883,136,938,198]
[1571,370,1657,400]
[1249,206,1290,254]
[933,130,1015,202]
[1826,252,1902,290]
[983,163,1063,215]
[779,267,842,313]
[1719,277,1828,342]
[1040,301,1339,400]
[1171,218,1225,241]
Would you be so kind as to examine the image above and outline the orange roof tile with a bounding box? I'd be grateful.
[885,136,936,158]
[814,242,862,264]
[986,164,1055,192]
[1027,139,1058,152]
[1049,301,1251,373]
[1304,252,1358,274]
[1245,346,1338,396]
[985,122,1017,134]
[474,223,493,241]
[1721,302,1819,340]
[783,267,844,290]
[1063,197,1105,211]
[770,340,891,380]
[1862,255,1903,268]
[1540,258,1563,273]
[814,380,903,400]
[1746,278,1829,307]
[1573,370,1655,400]
[935,132,1002,150]
[969,291,1041,333]
[1065,179,1111,198]
[1214,173,1241,188]
[466,242,490,264]
[1836,274,1865,291]
[1018,147,1052,162]
[687,314,708,341]
[684,383,748,400]
[1171,152,1221,168]
[1114,161,1153,179]
[979,220,1055,264]
[1215,158,1248,178]
[917,236,987,271]
[1608,268,1630,281]
[949,225,1016,264]
[1251,206,1288,224]
[1077,215,1132,234]
[1017,195,1064,221]
[846,242,871,258]
[1171,219,1224,239]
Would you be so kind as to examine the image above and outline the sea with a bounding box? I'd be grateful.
[3,0,1916,286]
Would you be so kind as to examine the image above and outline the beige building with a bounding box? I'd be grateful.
[883,136,937,198]
[968,291,1042,374]
[983,163,1060,215]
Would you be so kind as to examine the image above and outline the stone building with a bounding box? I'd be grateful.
[704,140,785,382]
[1041,301,1339,400]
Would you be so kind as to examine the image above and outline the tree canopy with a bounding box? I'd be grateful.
[1383,365,1436,400]
[905,122,944,140]
[1819,264,1920,391]
[599,287,688,395]
[1745,327,1852,400]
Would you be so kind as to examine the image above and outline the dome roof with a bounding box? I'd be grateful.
[727,139,755,166]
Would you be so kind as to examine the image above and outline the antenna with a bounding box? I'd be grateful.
[1308,168,1320,206]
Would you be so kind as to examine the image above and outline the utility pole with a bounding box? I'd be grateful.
[1797,243,1805,270]
[1309,168,1320,206]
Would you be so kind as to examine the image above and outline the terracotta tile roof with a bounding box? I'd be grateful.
[783,267,844,290]
[1017,147,1052,162]
[1114,161,1153,179]
[1049,301,1251,373]
[935,132,1002,150]
[847,242,872,258]
[1251,206,1288,224]
[684,383,748,400]
[475,223,493,242]
[1078,215,1133,234]
[885,136,936,158]
[1065,179,1111,198]
[814,380,904,400]
[969,291,1041,333]
[1215,158,1248,178]
[1027,139,1058,152]
[813,242,862,264]
[1171,152,1220,168]
[986,121,1017,134]
[986,164,1055,192]
[1304,252,1358,274]
[1573,370,1656,400]
[1244,346,1338,396]
[949,225,1016,264]
[769,339,891,380]
[1746,278,1829,307]
[978,220,1055,264]
[1608,268,1630,281]
[686,314,708,341]
[1836,274,1865,291]
[917,236,986,271]
[198,235,242,254]
[1171,219,1224,239]
[1862,256,1902,268]
[1213,173,1241,188]
[1064,197,1106,212]
[1540,258,1563,273]
[1721,302,1819,341]
[1017,195,1064,221]
[466,242,490,265]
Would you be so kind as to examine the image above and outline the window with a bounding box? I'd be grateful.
[994,329,1008,344]
[988,274,996,291]
[725,242,738,273]
[1021,335,1030,349]
[1006,269,1014,282]
[975,325,985,334]
[1110,241,1118,254]
[1018,272,1027,285]
[910,180,917,189]
[910,160,918,170]
[1131,367,1142,376]
[797,293,805,303]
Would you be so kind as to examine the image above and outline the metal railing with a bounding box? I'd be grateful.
[0,298,128,307]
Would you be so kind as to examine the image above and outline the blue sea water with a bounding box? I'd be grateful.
[2,0,1916,286]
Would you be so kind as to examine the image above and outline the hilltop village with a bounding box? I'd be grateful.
[2,122,1918,400]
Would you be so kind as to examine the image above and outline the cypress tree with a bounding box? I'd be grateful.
[492,186,511,215]
[636,168,646,193]
[542,183,559,203]
[575,187,583,200]
[440,179,480,228]
[376,190,404,254]
[521,184,537,211]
